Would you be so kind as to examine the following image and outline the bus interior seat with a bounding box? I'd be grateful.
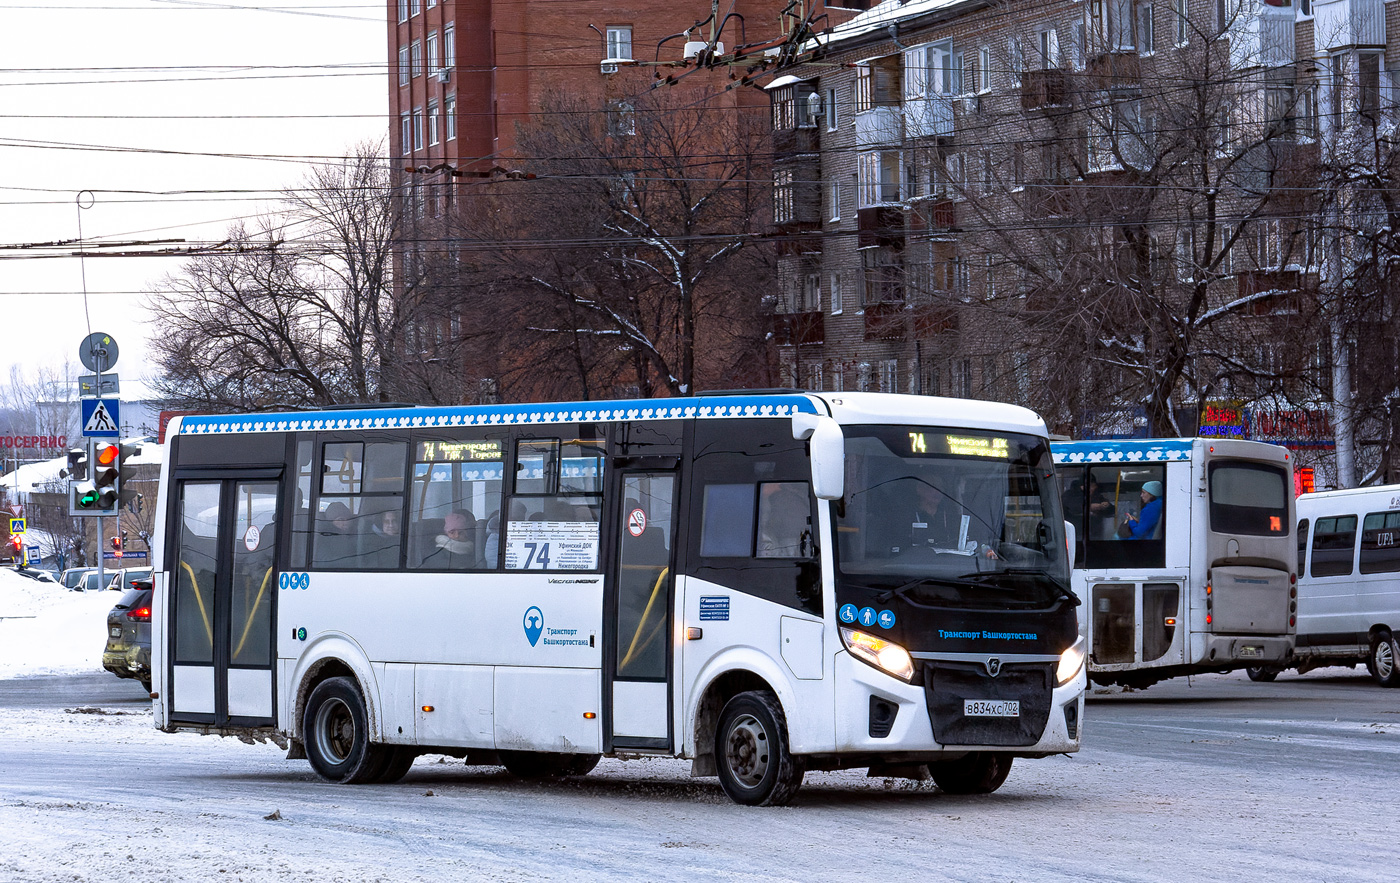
[409,518,445,567]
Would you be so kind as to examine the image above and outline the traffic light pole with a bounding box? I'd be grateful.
[97,514,105,590]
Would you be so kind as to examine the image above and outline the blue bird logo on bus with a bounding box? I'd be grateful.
[523,606,544,646]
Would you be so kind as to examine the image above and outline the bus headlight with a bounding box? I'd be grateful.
[1057,636,1087,686]
[840,628,914,682]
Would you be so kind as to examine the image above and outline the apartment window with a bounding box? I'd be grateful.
[1072,21,1087,69]
[980,149,993,193]
[428,100,439,145]
[857,151,901,206]
[444,94,456,140]
[412,107,423,151]
[978,46,992,92]
[1174,0,1189,45]
[398,0,408,22]
[400,112,411,156]
[410,0,420,14]
[774,169,794,223]
[946,152,965,196]
[1008,37,1024,86]
[1218,223,1235,275]
[772,86,796,130]
[1012,145,1026,189]
[444,24,455,68]
[398,45,410,86]
[803,274,822,312]
[855,65,873,112]
[1298,0,1312,15]
[427,32,439,74]
[1359,52,1381,121]
[1137,1,1155,54]
[831,272,844,314]
[608,100,635,136]
[1298,82,1318,137]
[827,86,840,129]
[411,40,422,78]
[606,26,633,60]
[1037,29,1059,69]
[879,359,899,394]
[984,254,997,299]
[829,179,841,221]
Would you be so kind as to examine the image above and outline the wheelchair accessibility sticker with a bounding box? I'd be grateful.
[278,572,311,590]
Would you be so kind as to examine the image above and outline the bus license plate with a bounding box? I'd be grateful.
[964,699,1019,718]
[1238,645,1264,658]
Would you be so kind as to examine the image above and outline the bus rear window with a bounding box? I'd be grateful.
[1208,462,1288,536]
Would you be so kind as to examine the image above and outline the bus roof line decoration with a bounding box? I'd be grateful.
[176,394,823,436]
[152,392,1083,805]
[1053,437,1296,690]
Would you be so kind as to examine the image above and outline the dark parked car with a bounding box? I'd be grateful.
[103,581,152,692]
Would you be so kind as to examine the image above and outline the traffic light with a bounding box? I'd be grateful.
[117,440,143,509]
[5,533,20,561]
[60,447,88,482]
[111,534,123,558]
[72,441,120,515]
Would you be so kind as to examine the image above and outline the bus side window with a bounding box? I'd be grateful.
[1296,518,1309,574]
[1359,511,1400,574]
[289,438,314,569]
[312,441,408,570]
[503,434,604,571]
[756,482,813,558]
[1310,515,1357,577]
[1081,465,1165,569]
[407,437,505,571]
[1058,466,1086,566]
[699,484,756,556]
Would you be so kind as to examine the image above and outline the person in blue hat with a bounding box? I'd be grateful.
[1120,480,1164,539]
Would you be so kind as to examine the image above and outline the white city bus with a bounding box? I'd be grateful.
[1053,438,1296,688]
[150,392,1085,805]
[1261,483,1400,686]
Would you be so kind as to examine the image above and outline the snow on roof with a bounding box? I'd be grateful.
[765,74,803,90]
[813,0,979,52]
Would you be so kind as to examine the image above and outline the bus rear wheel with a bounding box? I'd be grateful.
[714,691,803,806]
[500,751,601,779]
[1246,666,1279,682]
[1370,631,1400,687]
[368,747,418,784]
[304,676,381,784]
[929,753,1013,795]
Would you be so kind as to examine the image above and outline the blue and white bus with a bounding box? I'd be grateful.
[150,392,1085,805]
[1053,438,1295,688]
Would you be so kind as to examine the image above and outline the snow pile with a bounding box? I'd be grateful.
[0,568,115,678]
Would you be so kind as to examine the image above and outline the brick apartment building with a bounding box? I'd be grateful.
[765,0,1400,481]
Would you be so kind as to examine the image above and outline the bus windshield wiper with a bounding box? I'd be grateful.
[871,576,987,606]
[955,568,1081,606]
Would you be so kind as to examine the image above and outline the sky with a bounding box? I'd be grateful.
[0,1,388,393]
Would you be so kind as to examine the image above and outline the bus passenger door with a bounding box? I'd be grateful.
[167,475,280,728]
[607,470,677,750]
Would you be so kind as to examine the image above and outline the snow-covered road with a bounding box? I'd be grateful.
[3,570,1397,881]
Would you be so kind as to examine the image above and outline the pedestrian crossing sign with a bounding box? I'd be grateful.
[81,398,121,437]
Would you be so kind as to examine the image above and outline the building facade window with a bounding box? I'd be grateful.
[606,26,633,60]
[802,273,822,312]
[410,0,420,15]
[829,179,841,221]
[428,32,439,74]
[978,46,992,91]
[411,40,422,78]
[398,0,409,23]
[830,272,843,314]
[400,112,411,156]
[857,151,902,206]
[444,93,456,140]
[444,24,455,68]
[773,169,795,223]
[827,86,840,129]
[1137,1,1154,53]
[1174,0,1190,45]
[428,100,439,145]
[398,45,410,86]
[412,107,424,151]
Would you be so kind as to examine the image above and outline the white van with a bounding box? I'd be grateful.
[1275,484,1400,686]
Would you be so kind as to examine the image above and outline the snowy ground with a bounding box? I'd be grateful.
[0,568,115,679]
[3,568,1398,881]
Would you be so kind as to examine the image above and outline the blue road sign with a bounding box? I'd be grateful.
[81,398,121,437]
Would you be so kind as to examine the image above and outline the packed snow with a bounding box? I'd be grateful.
[0,568,115,679]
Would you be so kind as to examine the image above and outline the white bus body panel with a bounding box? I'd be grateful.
[171,665,215,715]
[611,681,668,740]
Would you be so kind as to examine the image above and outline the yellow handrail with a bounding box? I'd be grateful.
[232,566,275,660]
[180,559,214,647]
[619,566,669,672]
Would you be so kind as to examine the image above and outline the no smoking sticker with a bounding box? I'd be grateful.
[627,508,647,537]
[243,525,261,551]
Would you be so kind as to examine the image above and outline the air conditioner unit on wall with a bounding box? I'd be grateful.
[601,61,618,74]
[436,67,451,83]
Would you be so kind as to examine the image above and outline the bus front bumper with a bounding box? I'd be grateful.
[832,651,1085,757]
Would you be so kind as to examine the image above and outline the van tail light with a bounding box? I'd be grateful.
[127,606,152,623]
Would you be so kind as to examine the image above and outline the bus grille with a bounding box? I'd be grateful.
[923,661,1054,747]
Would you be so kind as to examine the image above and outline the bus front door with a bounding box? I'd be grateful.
[167,476,280,728]
[607,470,677,750]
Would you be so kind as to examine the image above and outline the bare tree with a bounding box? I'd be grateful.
[437,89,775,399]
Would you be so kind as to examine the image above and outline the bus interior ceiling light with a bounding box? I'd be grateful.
[840,628,914,681]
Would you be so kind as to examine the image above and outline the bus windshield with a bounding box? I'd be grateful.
[835,426,1068,607]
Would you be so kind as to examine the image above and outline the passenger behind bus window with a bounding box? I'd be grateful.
[757,482,811,558]
[1120,481,1164,540]
[422,511,477,569]
[360,508,402,569]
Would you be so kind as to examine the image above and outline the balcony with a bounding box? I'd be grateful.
[1084,52,1139,91]
[855,106,903,148]
[905,95,954,139]
[857,207,905,249]
[772,311,825,346]
[1228,3,1296,68]
[1313,0,1384,51]
[1021,69,1070,110]
[914,304,958,337]
[772,127,820,157]
[863,301,908,341]
[907,200,955,234]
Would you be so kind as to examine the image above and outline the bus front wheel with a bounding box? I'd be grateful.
[929,753,1013,794]
[304,676,381,784]
[1246,666,1279,682]
[1370,631,1399,687]
[714,691,803,806]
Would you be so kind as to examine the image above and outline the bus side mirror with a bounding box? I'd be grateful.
[793,414,844,501]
